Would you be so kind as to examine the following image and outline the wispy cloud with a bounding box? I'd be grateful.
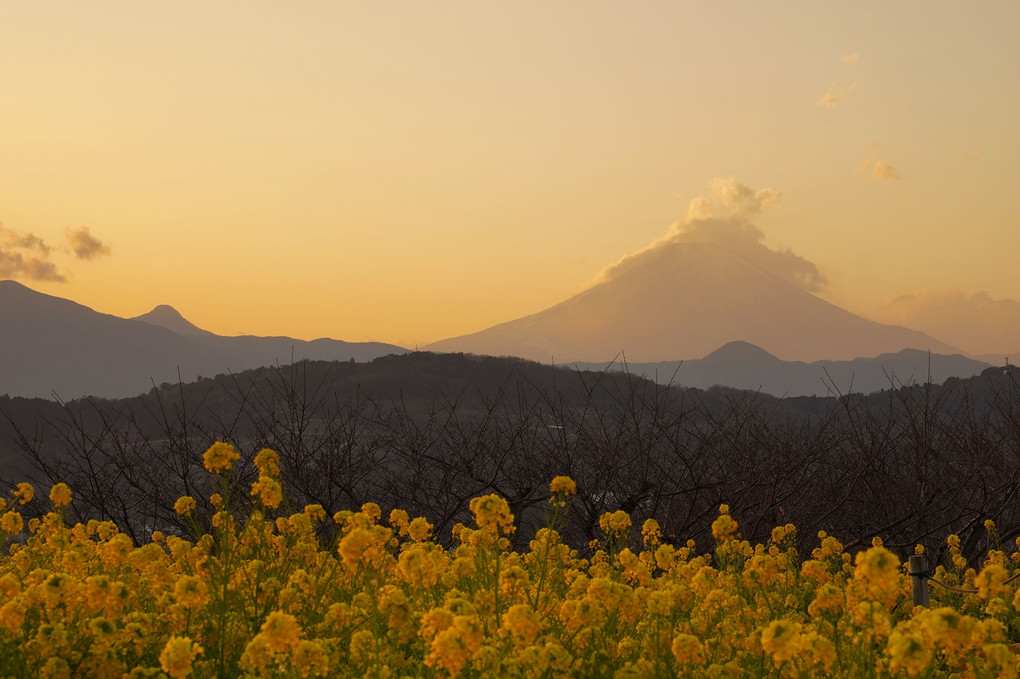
[873,289,1020,355]
[596,178,827,293]
[858,146,902,182]
[816,85,839,108]
[816,81,857,108]
[872,160,901,181]
[0,223,112,282]
[66,227,111,260]
[817,54,859,107]
[0,225,65,282]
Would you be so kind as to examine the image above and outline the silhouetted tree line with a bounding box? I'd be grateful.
[3,353,1020,570]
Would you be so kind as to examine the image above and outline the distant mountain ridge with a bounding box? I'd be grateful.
[426,241,961,363]
[573,341,993,397]
[0,280,407,399]
[0,275,984,402]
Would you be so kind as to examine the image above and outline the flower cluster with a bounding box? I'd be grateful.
[1,443,1019,678]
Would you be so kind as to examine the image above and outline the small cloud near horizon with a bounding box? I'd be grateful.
[872,289,1020,355]
[66,226,111,260]
[594,178,828,293]
[841,53,859,65]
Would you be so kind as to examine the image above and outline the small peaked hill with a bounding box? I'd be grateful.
[702,340,785,365]
[427,241,961,363]
[133,305,215,337]
[0,280,407,400]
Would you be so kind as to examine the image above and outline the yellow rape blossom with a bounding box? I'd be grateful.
[886,628,932,676]
[292,639,330,677]
[202,441,239,473]
[974,562,1010,599]
[1,510,23,534]
[641,518,661,545]
[260,610,303,653]
[49,482,72,507]
[408,516,432,542]
[159,636,202,678]
[549,475,577,495]
[469,494,515,534]
[253,447,280,476]
[303,504,326,522]
[14,482,34,504]
[500,603,543,647]
[599,510,631,536]
[761,619,802,663]
[40,658,71,679]
[711,511,738,541]
[173,496,196,516]
[251,475,283,509]
[671,633,704,664]
[389,508,410,532]
[174,575,209,609]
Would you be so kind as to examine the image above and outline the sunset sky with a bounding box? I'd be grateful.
[2,2,1018,351]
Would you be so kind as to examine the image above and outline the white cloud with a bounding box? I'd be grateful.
[596,179,827,293]
[683,178,781,222]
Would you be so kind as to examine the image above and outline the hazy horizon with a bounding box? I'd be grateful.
[2,3,1019,350]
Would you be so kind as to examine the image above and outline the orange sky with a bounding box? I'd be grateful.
[2,2,1018,350]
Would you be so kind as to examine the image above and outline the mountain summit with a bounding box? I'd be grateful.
[0,280,407,399]
[133,305,214,337]
[427,240,958,362]
[428,180,960,363]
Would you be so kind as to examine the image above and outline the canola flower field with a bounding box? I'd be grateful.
[1,443,1019,678]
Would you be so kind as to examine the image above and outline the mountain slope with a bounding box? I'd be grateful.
[132,303,406,365]
[426,241,961,363]
[0,281,406,399]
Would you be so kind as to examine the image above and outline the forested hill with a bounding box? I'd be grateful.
[2,352,1020,566]
[0,352,790,447]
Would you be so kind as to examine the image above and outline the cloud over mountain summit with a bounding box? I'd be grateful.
[426,178,955,363]
[596,178,827,292]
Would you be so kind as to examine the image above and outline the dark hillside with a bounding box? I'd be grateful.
[3,353,1019,568]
